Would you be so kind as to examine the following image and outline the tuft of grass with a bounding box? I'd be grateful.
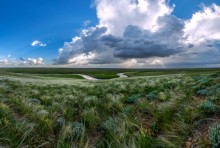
[209,124,220,148]
[126,94,141,104]
[147,91,158,100]
[82,108,99,130]
[197,89,207,96]
[199,100,216,114]
[136,129,153,147]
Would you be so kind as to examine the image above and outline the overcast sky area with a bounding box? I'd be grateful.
[1,0,220,68]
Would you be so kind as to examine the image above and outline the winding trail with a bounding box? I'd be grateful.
[79,74,99,80]
[117,73,128,78]
[79,73,128,80]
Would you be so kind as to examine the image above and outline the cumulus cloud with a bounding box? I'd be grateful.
[56,0,220,67]
[0,56,45,66]
[27,58,44,65]
[184,4,220,44]
[103,14,185,59]
[0,59,8,64]
[96,0,174,36]
[31,40,47,47]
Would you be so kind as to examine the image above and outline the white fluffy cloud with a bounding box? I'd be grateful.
[185,4,220,44]
[96,0,173,36]
[56,0,220,67]
[0,57,45,66]
[31,40,47,47]
[27,57,44,65]
[0,59,8,64]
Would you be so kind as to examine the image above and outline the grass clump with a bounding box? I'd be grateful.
[209,124,220,148]
[82,107,99,130]
[58,122,86,147]
[126,94,141,103]
[197,89,207,96]
[199,100,216,114]
[147,91,158,100]
[136,129,153,147]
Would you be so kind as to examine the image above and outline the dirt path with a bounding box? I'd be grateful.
[79,74,99,80]
[79,73,128,80]
[117,73,128,78]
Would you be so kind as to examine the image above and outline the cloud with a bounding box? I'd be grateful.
[96,0,174,36]
[27,58,44,65]
[0,59,8,64]
[7,54,11,58]
[0,57,45,66]
[83,20,91,27]
[31,40,47,47]
[56,0,220,67]
[103,14,185,59]
[184,4,220,44]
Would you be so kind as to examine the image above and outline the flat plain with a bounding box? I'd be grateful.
[0,68,220,147]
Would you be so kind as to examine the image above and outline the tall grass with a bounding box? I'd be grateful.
[0,71,219,147]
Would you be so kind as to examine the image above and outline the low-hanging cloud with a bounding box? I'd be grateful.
[56,0,220,67]
[0,57,45,66]
[0,59,8,64]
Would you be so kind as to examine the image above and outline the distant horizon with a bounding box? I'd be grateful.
[0,66,220,70]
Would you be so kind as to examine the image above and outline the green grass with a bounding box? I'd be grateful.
[0,68,121,79]
[34,74,84,79]
[0,69,220,147]
[124,68,220,77]
[0,68,219,79]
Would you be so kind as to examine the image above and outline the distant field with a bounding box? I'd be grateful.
[0,68,219,79]
[124,69,220,77]
[0,68,122,79]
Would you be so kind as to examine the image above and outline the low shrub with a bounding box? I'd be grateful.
[126,94,141,104]
[158,92,167,101]
[147,91,158,100]
[199,101,216,113]
[55,117,65,131]
[209,124,220,148]
[196,89,207,96]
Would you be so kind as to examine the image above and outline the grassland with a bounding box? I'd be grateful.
[0,68,220,147]
[0,68,219,79]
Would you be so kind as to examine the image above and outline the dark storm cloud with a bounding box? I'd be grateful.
[113,42,182,58]
[57,15,188,64]
[19,58,25,61]
[81,27,107,53]
[56,27,108,64]
[102,15,185,59]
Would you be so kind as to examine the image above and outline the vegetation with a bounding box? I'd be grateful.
[0,68,219,79]
[0,69,220,147]
[209,124,220,148]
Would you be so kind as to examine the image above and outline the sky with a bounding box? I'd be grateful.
[0,0,220,68]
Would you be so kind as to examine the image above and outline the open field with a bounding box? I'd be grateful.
[0,68,220,147]
[0,68,220,79]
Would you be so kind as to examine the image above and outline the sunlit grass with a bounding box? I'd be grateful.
[0,71,220,147]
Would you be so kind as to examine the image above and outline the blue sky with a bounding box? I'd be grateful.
[170,0,220,19]
[0,0,98,62]
[0,0,220,67]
